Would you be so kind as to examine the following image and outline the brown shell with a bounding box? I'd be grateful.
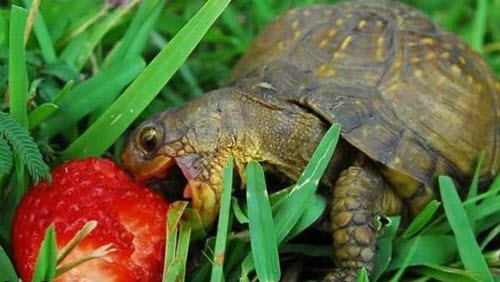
[231,0,499,185]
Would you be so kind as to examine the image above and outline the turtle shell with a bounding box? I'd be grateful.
[231,0,499,186]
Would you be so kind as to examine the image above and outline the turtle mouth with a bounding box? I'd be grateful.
[122,150,219,227]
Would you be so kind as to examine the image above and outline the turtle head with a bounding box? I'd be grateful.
[122,88,245,227]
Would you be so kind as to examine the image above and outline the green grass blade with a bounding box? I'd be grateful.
[104,0,166,66]
[23,0,57,63]
[163,201,188,280]
[61,2,137,70]
[415,264,483,282]
[43,57,145,137]
[467,152,485,200]
[9,5,29,128]
[232,197,249,224]
[466,0,487,52]
[31,225,57,282]
[389,235,457,272]
[52,80,74,104]
[480,224,500,250]
[286,193,326,240]
[246,161,281,282]
[211,157,234,282]
[356,267,369,282]
[401,200,440,238]
[175,225,191,282]
[0,244,18,281]
[62,0,232,159]
[274,124,340,242]
[439,176,493,282]
[28,103,58,130]
[373,216,400,281]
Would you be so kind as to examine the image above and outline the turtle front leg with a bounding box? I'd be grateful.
[324,166,403,282]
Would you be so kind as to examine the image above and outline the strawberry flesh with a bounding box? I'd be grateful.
[12,158,170,282]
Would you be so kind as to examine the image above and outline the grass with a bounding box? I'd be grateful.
[0,0,499,281]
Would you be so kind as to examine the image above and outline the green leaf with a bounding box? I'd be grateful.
[401,200,440,238]
[211,157,234,282]
[9,5,29,128]
[0,137,13,178]
[246,161,281,282]
[439,176,493,282]
[0,112,49,183]
[32,225,57,282]
[28,103,58,130]
[0,244,18,282]
[62,0,232,159]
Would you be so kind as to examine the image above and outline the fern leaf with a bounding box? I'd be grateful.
[0,112,50,183]
[0,137,13,178]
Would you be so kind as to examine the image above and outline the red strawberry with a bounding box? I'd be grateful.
[12,158,170,282]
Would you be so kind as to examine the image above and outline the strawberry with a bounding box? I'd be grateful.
[12,158,170,282]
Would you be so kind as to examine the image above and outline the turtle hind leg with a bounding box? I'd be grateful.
[323,166,403,282]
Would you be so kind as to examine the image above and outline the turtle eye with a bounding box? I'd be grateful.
[139,127,160,153]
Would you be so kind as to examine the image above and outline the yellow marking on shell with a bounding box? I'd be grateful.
[277,41,285,51]
[357,20,366,29]
[386,83,398,92]
[376,20,383,27]
[441,52,450,59]
[346,13,353,18]
[421,37,434,45]
[376,36,385,61]
[327,29,337,38]
[476,83,483,93]
[414,69,423,78]
[324,10,333,16]
[294,31,301,40]
[467,75,474,84]
[426,52,436,60]
[437,75,447,85]
[458,56,466,65]
[411,57,421,63]
[291,20,299,29]
[303,9,310,16]
[451,65,461,74]
[340,36,352,50]
[316,64,335,78]
[318,39,328,49]
[336,18,344,26]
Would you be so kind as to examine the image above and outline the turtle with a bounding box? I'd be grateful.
[122,0,499,280]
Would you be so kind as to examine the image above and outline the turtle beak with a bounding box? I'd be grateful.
[122,148,222,228]
[122,149,175,182]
